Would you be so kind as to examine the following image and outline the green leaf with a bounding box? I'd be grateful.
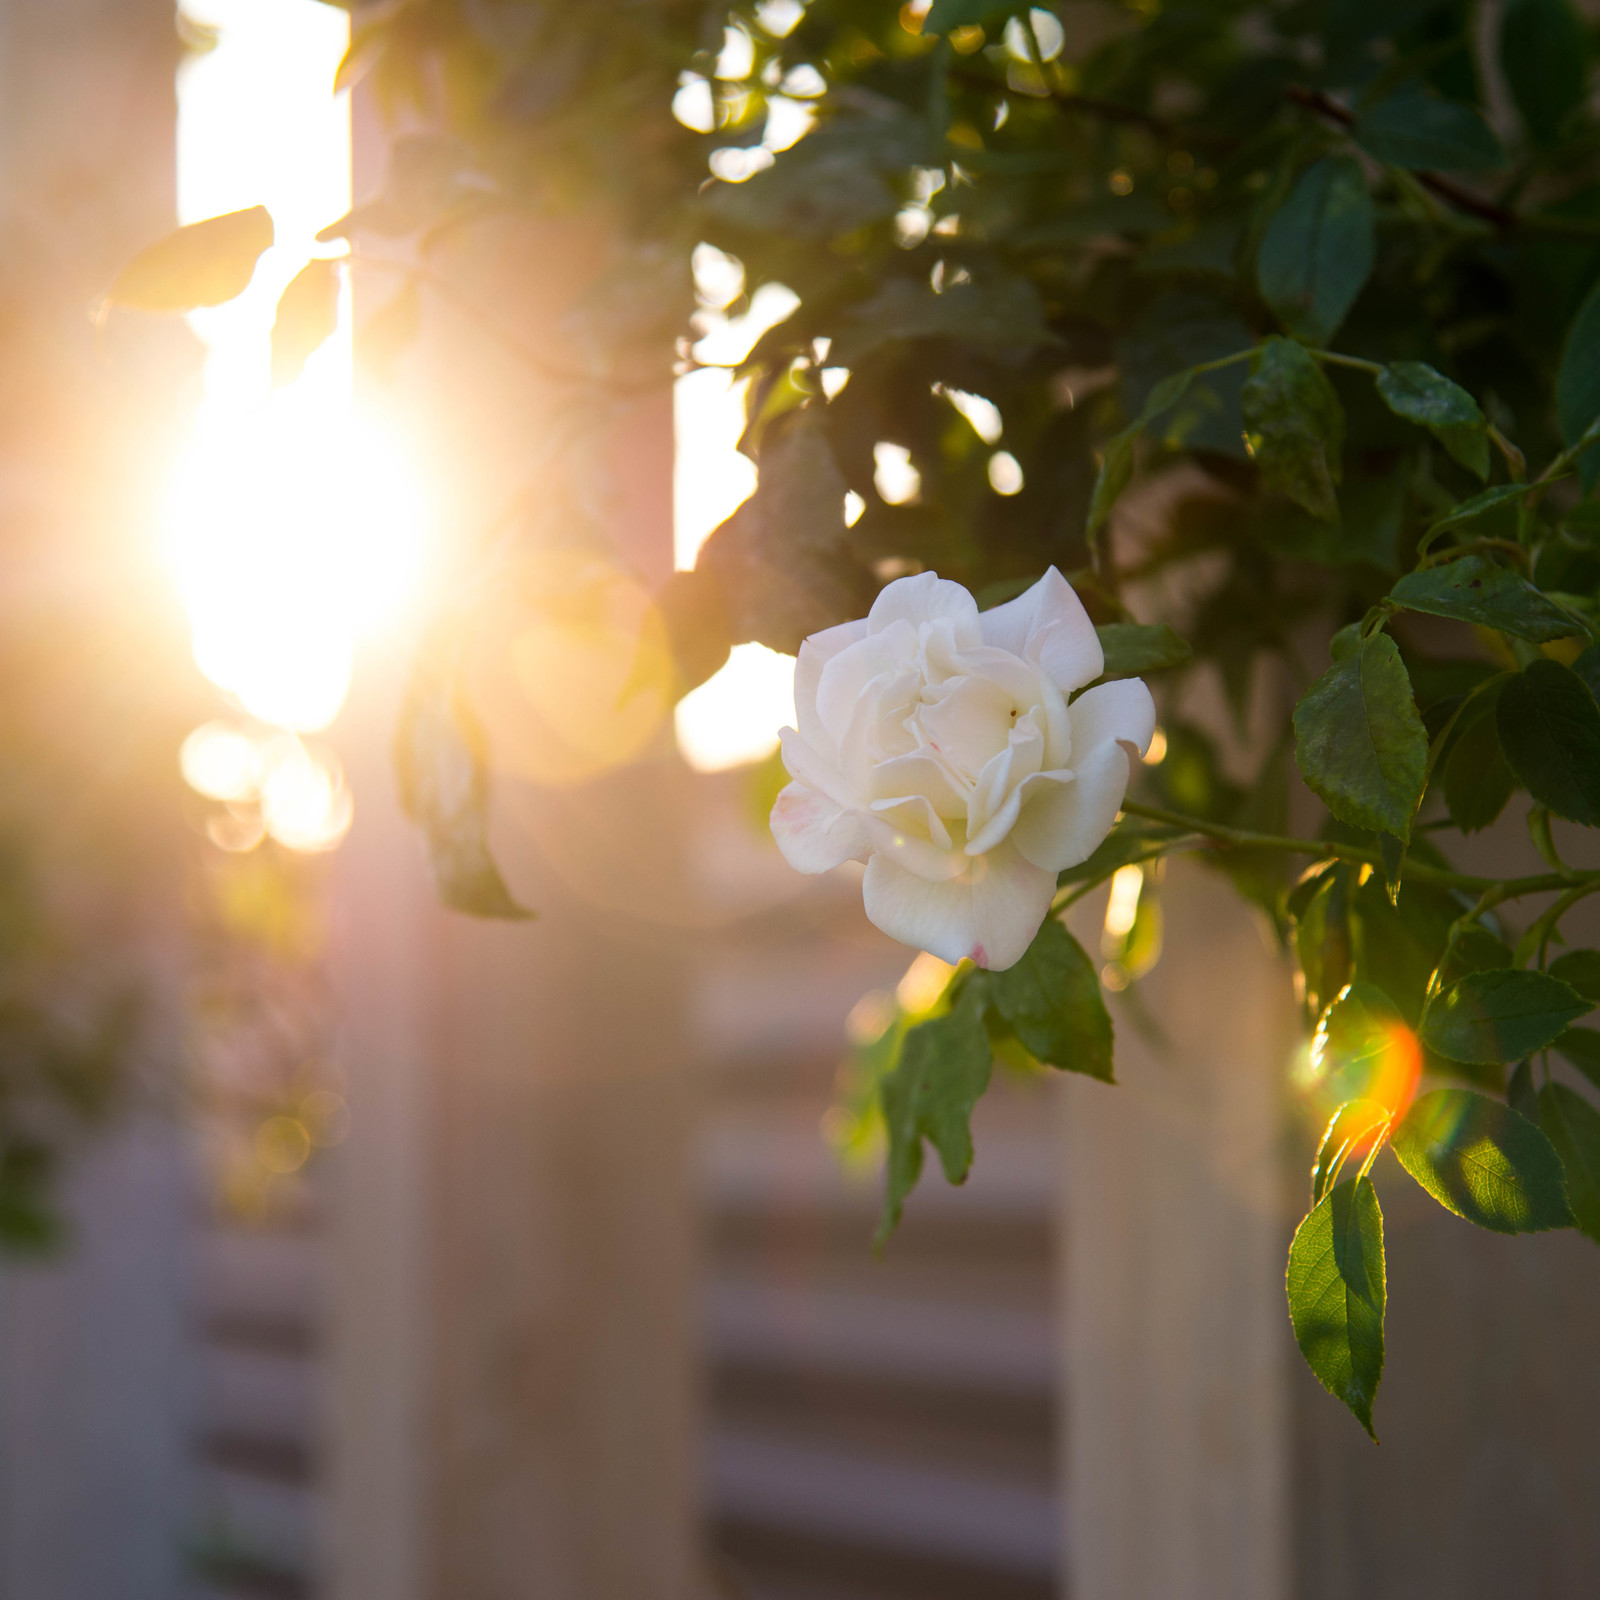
[1056,819,1186,888]
[1294,632,1427,840]
[1095,622,1192,677]
[1375,362,1488,478]
[1311,1099,1392,1204]
[271,258,341,386]
[395,672,534,921]
[1550,950,1600,1004]
[1554,1026,1600,1091]
[1441,692,1515,833]
[968,918,1114,1079]
[1353,85,1506,173]
[1257,158,1375,345]
[1242,337,1345,521]
[1286,1178,1386,1438]
[1420,969,1591,1064]
[1496,659,1600,826]
[1538,1082,1600,1244]
[1574,645,1600,704]
[832,274,1050,367]
[1558,281,1600,489]
[1425,483,1535,538]
[1391,1088,1573,1232]
[924,0,1027,30]
[1501,0,1590,148]
[1087,426,1137,539]
[878,989,994,1240]
[106,205,274,311]
[1390,556,1583,642]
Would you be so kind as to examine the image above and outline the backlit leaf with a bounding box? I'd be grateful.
[107,205,274,311]
[1538,1082,1600,1244]
[878,988,994,1240]
[1293,632,1427,840]
[1286,1177,1386,1438]
[395,672,533,921]
[1311,1099,1392,1204]
[1242,337,1345,522]
[271,258,341,387]
[1391,1088,1572,1232]
[1496,659,1600,825]
[1421,968,1590,1063]
[968,917,1113,1080]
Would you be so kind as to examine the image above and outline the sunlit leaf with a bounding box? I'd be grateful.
[1496,659,1600,826]
[1095,621,1192,677]
[1286,1177,1385,1438]
[1391,1088,1572,1232]
[1294,632,1426,840]
[966,917,1113,1080]
[1421,968,1590,1064]
[1311,1099,1392,1204]
[1257,158,1375,345]
[1390,556,1582,641]
[1242,337,1345,522]
[271,258,341,386]
[1539,1082,1600,1245]
[395,672,533,920]
[878,988,993,1241]
[106,205,274,311]
[1353,84,1505,173]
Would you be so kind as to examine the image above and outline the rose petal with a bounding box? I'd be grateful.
[816,634,914,745]
[778,727,857,812]
[980,567,1102,693]
[862,840,1057,970]
[870,792,955,851]
[1068,677,1156,759]
[1010,741,1130,872]
[868,570,981,648]
[871,751,970,818]
[771,782,870,873]
[919,673,1021,781]
[965,714,1045,855]
[795,617,869,750]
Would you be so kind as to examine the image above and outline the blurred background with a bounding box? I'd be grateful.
[2,4,1600,1600]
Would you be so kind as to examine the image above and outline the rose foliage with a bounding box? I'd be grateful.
[115,0,1600,1433]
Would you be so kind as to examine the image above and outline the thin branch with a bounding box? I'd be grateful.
[1118,798,1593,899]
[1287,86,1520,231]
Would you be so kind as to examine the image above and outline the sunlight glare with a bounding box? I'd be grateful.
[168,0,429,748]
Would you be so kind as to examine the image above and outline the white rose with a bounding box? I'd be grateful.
[770,567,1156,971]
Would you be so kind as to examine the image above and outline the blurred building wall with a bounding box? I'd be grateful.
[0,1,202,1597]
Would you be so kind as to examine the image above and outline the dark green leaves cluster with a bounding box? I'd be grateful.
[878,918,1112,1237]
